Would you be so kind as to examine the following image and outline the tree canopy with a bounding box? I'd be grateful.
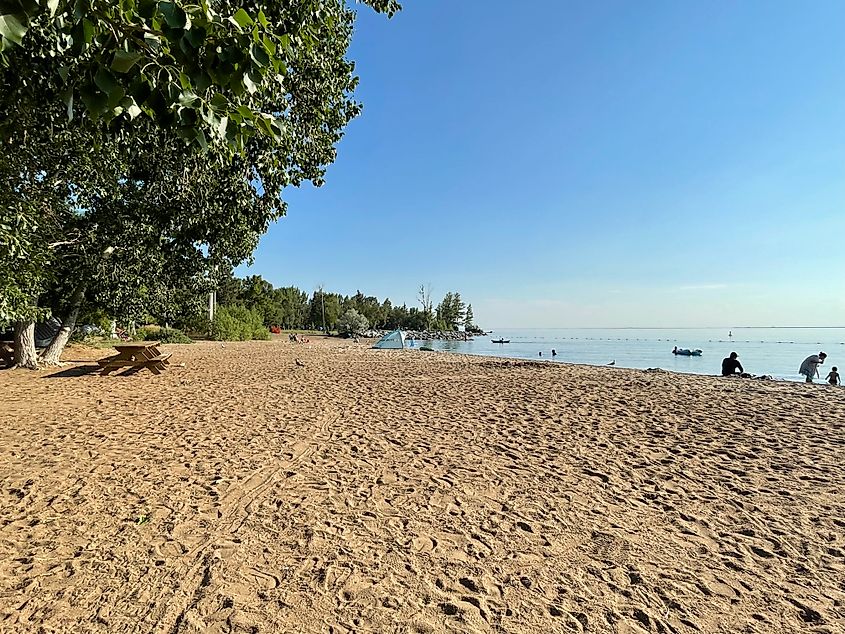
[0,0,401,367]
[1,0,399,151]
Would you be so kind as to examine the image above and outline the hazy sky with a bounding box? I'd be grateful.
[239,0,845,328]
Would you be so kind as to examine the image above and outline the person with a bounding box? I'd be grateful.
[551,349,557,357]
[799,352,827,383]
[826,366,840,386]
[721,352,743,377]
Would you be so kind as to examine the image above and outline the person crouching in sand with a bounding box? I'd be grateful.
[826,366,840,386]
[799,351,826,383]
[721,352,744,377]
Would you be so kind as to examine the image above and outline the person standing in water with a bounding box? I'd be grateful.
[799,352,827,383]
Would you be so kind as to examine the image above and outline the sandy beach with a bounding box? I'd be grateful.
[1,337,843,633]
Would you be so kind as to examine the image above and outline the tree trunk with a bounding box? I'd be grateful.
[13,320,39,370]
[40,284,85,366]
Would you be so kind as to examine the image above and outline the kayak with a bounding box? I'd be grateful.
[491,339,510,344]
[673,348,702,356]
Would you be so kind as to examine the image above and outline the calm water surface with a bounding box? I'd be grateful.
[416,328,845,382]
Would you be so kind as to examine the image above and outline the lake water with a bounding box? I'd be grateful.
[415,328,845,382]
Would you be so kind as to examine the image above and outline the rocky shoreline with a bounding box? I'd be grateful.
[362,329,486,341]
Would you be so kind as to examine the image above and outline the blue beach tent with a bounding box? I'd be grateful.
[372,329,406,349]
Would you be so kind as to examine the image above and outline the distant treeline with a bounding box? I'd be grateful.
[218,275,479,333]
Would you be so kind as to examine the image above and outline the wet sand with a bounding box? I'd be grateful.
[1,338,843,633]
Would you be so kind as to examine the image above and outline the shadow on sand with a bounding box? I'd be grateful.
[43,365,101,378]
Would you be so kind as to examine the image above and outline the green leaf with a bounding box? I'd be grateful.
[183,27,205,49]
[138,0,157,20]
[143,31,161,51]
[178,90,199,107]
[158,2,187,29]
[94,67,120,98]
[79,84,109,117]
[176,126,197,142]
[47,0,59,17]
[128,78,152,105]
[192,70,212,92]
[0,13,28,46]
[81,18,95,45]
[209,92,228,110]
[250,42,269,67]
[257,9,268,27]
[61,86,73,120]
[112,50,141,73]
[243,71,257,94]
[262,34,276,56]
[231,8,253,28]
[256,115,274,136]
[126,102,142,119]
[216,116,228,139]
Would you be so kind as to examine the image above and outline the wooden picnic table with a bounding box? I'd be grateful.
[98,341,172,376]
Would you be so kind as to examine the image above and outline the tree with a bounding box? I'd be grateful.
[417,283,433,329]
[378,298,392,328]
[216,272,245,307]
[464,304,474,329]
[309,289,341,332]
[349,290,382,327]
[275,286,309,329]
[0,113,79,367]
[435,291,465,330]
[1,1,401,366]
[336,308,369,337]
[177,274,480,335]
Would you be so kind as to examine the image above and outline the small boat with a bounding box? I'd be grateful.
[673,347,702,356]
[491,338,510,344]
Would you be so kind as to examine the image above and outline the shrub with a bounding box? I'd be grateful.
[135,325,160,340]
[336,309,369,337]
[180,314,212,338]
[156,328,193,344]
[78,308,113,334]
[211,305,268,341]
[137,325,192,344]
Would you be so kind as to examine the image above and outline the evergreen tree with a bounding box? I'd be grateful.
[464,304,474,329]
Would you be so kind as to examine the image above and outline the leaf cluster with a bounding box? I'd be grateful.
[1,0,399,152]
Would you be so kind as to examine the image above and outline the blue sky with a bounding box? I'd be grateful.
[239,0,845,327]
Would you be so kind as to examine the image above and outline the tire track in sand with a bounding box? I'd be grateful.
[156,408,340,634]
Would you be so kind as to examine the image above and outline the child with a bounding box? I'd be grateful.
[826,366,840,386]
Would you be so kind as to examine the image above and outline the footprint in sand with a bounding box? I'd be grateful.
[411,535,437,553]
[248,567,280,590]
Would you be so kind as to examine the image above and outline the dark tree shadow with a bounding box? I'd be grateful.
[43,365,101,378]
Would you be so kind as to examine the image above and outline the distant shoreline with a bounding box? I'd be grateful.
[487,326,845,330]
